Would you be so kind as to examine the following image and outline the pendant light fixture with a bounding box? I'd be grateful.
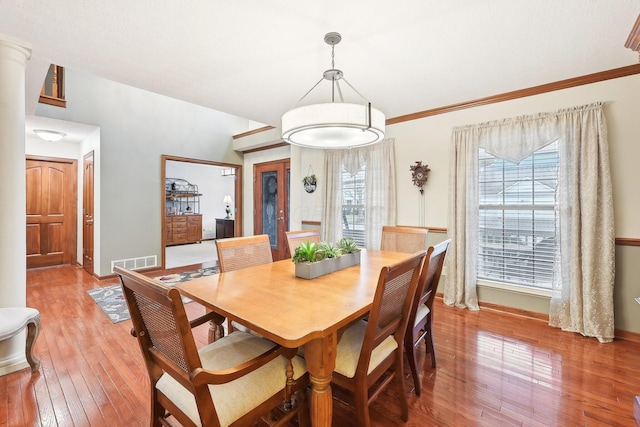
[281,32,385,149]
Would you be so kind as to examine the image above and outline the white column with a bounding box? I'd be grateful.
[0,35,32,376]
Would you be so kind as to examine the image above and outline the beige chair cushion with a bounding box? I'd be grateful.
[414,305,430,327]
[156,331,306,427]
[334,320,398,379]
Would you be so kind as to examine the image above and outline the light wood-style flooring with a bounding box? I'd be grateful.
[1,264,638,426]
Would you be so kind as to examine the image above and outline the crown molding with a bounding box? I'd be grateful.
[232,64,640,138]
[387,64,640,125]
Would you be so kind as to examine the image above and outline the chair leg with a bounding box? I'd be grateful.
[207,309,225,343]
[296,385,310,427]
[150,390,164,427]
[353,380,371,427]
[283,351,295,412]
[405,333,421,396]
[395,359,409,422]
[424,318,436,368]
[25,316,41,373]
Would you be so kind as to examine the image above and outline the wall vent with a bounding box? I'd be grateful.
[111,255,157,273]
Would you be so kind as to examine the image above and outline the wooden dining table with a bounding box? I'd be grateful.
[177,248,415,427]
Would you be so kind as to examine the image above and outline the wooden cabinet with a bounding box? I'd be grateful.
[215,218,234,239]
[166,214,202,246]
[187,215,202,242]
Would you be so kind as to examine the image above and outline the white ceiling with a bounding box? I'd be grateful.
[1,1,638,131]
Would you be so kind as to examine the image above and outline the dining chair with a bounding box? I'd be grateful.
[380,225,429,253]
[115,266,309,427]
[404,238,451,396]
[285,229,321,258]
[215,234,273,337]
[331,250,427,426]
[215,234,273,272]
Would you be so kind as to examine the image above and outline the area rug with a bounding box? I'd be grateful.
[87,266,219,324]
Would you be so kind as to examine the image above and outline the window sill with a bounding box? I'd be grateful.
[477,279,552,298]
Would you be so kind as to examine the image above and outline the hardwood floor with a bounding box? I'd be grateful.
[1,264,638,426]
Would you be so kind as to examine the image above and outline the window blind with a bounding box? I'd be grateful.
[341,166,366,247]
[477,142,559,289]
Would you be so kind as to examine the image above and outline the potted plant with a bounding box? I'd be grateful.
[292,241,331,279]
[292,240,322,264]
[302,174,317,193]
[292,239,361,279]
[337,237,360,254]
[337,237,361,269]
[317,241,341,259]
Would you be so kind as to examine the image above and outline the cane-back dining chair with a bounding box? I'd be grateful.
[115,266,309,427]
[215,234,273,272]
[285,229,321,258]
[213,234,274,338]
[380,226,429,253]
[331,251,426,426]
[405,238,451,396]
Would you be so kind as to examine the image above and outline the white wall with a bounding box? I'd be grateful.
[166,161,236,239]
[279,74,640,237]
[25,122,101,269]
[36,68,247,275]
[238,72,640,333]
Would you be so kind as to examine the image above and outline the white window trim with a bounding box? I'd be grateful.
[477,279,552,298]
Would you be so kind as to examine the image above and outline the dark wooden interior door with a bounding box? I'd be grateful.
[26,157,77,268]
[254,160,290,261]
[83,152,94,274]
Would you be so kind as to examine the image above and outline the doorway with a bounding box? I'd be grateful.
[254,159,290,261]
[162,155,242,269]
[26,156,77,268]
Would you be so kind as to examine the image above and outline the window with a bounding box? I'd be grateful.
[477,142,559,289]
[39,64,66,107]
[341,165,366,247]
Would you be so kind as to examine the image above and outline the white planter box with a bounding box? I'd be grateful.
[295,251,361,280]
[337,251,361,270]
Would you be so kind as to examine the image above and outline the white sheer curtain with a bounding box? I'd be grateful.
[550,104,615,343]
[322,139,396,248]
[446,103,615,342]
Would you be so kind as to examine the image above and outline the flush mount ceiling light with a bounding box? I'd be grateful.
[33,129,66,142]
[281,32,385,149]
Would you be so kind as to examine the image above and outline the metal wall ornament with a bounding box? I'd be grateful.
[410,161,431,194]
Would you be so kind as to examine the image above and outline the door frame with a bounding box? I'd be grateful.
[253,159,290,261]
[161,155,242,269]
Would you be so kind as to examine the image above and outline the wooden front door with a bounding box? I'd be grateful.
[26,157,77,268]
[83,152,94,274]
[254,160,290,261]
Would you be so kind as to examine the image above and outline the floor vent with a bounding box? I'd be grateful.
[111,255,157,273]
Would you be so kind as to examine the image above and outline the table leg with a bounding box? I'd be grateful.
[304,334,337,427]
[206,308,225,343]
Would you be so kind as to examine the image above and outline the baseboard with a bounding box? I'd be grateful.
[615,329,640,344]
[0,353,29,377]
[436,293,640,342]
[96,264,161,281]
